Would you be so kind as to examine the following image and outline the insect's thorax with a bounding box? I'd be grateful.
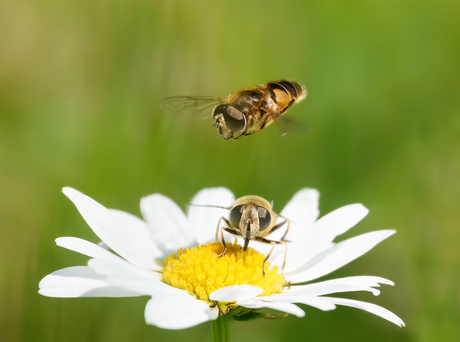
[227,87,278,133]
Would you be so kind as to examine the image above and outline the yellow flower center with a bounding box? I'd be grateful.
[162,241,285,303]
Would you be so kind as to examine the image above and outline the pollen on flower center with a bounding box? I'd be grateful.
[162,241,285,302]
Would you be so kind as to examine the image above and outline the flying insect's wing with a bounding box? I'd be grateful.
[274,115,310,136]
[160,96,224,119]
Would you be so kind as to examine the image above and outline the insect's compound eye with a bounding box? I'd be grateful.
[257,207,271,230]
[213,104,246,132]
[229,205,244,228]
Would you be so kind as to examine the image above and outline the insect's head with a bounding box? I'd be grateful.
[212,104,246,140]
[229,197,273,250]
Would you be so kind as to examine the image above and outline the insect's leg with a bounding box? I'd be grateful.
[279,216,290,241]
[223,226,241,236]
[219,227,227,258]
[215,217,224,241]
[218,217,232,258]
[243,109,269,137]
[256,237,288,279]
[281,241,288,280]
[263,241,277,277]
[267,216,289,237]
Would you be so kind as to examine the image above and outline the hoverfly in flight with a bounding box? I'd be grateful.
[161,80,307,140]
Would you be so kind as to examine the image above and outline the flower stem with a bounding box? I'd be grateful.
[211,315,231,342]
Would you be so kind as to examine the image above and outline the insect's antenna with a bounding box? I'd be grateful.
[186,203,231,210]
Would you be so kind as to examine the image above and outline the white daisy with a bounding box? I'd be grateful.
[39,187,405,329]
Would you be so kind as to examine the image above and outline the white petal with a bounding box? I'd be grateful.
[209,285,264,302]
[236,298,305,317]
[286,276,394,297]
[310,203,369,240]
[62,188,160,270]
[272,188,320,241]
[287,230,396,283]
[108,209,164,257]
[87,259,162,281]
[268,191,319,267]
[144,292,219,329]
[187,187,235,245]
[38,266,140,298]
[56,237,123,262]
[284,204,369,273]
[106,274,176,296]
[244,189,320,264]
[140,194,195,252]
[260,293,337,311]
[320,297,405,327]
[57,237,163,273]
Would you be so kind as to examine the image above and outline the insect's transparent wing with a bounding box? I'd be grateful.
[160,96,224,119]
[274,115,310,136]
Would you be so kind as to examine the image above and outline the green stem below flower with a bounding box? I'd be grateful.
[211,315,231,342]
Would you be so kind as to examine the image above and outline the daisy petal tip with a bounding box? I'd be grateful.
[55,236,77,248]
[377,278,395,287]
[37,278,46,290]
[55,236,70,243]
[38,289,51,297]
[203,186,233,195]
[302,187,320,198]
[391,316,406,328]
[382,229,397,239]
[62,187,80,199]
[326,297,405,327]
[141,193,158,201]
[189,187,235,207]
[140,193,173,213]
[139,194,158,207]
[371,289,381,296]
[355,203,369,215]
[62,186,74,193]
[295,310,306,318]
[197,186,232,194]
[325,303,337,311]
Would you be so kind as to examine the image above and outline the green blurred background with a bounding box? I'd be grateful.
[1,1,459,341]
